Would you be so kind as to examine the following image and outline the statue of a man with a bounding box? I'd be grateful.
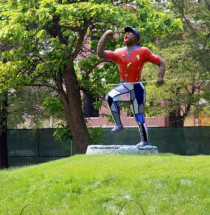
[97,26,165,146]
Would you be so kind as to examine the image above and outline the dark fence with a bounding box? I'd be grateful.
[0,127,210,167]
[6,129,77,167]
[102,127,210,155]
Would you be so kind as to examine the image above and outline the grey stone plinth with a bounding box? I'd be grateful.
[86,145,158,155]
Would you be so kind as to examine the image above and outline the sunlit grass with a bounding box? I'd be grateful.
[0,154,209,215]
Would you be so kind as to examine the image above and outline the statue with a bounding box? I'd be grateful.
[97,26,165,147]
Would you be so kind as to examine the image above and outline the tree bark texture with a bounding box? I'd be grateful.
[0,92,8,169]
[51,18,91,153]
[61,66,92,153]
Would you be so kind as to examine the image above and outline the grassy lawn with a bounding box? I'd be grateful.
[0,154,209,215]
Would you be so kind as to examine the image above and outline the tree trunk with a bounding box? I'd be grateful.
[61,66,92,154]
[0,92,8,169]
[169,109,184,127]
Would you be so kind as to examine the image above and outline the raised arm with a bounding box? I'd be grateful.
[97,30,113,59]
[157,60,166,85]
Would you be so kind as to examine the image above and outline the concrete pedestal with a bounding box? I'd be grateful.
[86,145,158,155]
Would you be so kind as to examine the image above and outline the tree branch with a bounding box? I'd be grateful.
[25,84,58,91]
[59,24,81,32]
[85,60,105,79]
[69,19,89,64]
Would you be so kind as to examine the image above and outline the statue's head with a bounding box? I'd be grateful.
[124,26,140,46]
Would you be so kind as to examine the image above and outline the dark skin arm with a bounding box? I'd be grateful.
[97,30,113,59]
[157,60,166,84]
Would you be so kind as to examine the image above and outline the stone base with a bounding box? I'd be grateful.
[86,145,158,155]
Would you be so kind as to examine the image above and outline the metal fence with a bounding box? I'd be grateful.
[1,127,210,167]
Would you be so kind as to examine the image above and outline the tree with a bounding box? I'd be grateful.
[0,0,181,153]
[8,87,60,129]
[0,92,8,169]
[142,0,210,126]
[0,43,10,169]
[0,86,54,169]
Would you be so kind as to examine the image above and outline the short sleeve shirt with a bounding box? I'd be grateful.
[104,46,161,82]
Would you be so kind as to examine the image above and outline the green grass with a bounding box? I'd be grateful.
[0,154,210,215]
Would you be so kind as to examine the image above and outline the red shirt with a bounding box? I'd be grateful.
[104,46,161,82]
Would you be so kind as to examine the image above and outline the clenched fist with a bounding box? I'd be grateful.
[105,30,114,37]
[157,77,164,85]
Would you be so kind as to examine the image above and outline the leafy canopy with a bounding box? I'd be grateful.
[0,0,182,92]
[143,0,210,124]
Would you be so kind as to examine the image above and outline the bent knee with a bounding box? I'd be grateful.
[105,93,109,102]
[105,94,114,107]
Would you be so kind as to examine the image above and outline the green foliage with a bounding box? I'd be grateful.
[0,0,182,93]
[54,124,104,144]
[88,127,105,144]
[42,95,65,116]
[7,87,53,128]
[142,0,210,124]
[92,100,102,110]
[53,122,72,141]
